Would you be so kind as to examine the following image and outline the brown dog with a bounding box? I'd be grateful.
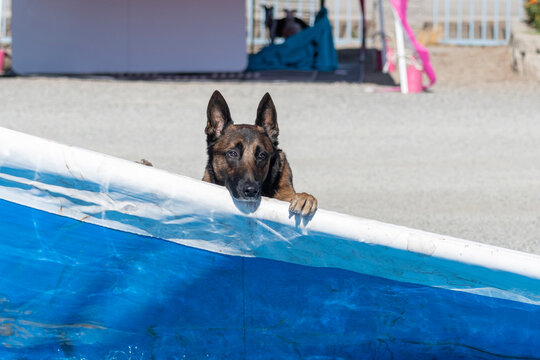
[202,90,317,216]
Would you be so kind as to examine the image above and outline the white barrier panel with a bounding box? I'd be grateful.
[12,0,247,74]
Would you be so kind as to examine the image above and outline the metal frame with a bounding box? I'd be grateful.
[247,0,363,47]
[434,0,523,46]
[0,0,11,45]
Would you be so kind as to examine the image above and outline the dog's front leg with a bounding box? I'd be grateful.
[273,161,318,216]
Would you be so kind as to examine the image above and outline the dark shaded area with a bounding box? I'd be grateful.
[109,48,394,85]
[1,47,395,86]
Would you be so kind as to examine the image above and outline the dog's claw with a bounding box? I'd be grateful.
[289,192,317,217]
[289,197,298,213]
[308,197,318,216]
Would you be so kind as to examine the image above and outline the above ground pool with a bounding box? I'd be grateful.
[1,127,539,359]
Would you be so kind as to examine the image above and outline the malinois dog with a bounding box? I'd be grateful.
[203,90,317,216]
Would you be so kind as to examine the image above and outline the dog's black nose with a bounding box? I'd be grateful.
[243,184,260,198]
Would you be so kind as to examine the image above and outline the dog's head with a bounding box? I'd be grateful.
[205,90,280,202]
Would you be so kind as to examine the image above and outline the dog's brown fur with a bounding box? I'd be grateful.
[203,90,317,216]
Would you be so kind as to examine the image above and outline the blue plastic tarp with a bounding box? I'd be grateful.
[247,8,338,72]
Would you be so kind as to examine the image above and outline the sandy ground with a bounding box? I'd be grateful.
[1,45,539,254]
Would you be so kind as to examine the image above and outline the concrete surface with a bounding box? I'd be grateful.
[0,60,539,254]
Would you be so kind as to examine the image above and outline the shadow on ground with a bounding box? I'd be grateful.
[112,48,395,85]
[1,48,395,86]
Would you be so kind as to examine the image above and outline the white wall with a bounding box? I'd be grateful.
[12,0,247,74]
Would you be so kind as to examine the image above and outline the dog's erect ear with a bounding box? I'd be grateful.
[206,90,233,142]
[255,93,279,144]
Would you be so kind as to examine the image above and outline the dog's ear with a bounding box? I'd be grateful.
[206,90,233,142]
[255,93,279,144]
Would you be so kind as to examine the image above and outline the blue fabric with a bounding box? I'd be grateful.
[247,8,338,72]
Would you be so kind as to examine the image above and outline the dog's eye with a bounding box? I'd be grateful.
[226,150,239,158]
[257,152,268,161]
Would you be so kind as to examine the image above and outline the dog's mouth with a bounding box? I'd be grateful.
[230,190,261,214]
[227,181,261,202]
[230,190,261,203]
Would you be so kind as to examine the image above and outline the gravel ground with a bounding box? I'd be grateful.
[1,46,539,254]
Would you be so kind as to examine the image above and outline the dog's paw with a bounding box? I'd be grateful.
[136,159,153,167]
[289,192,318,216]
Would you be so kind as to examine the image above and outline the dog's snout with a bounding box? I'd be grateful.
[243,183,260,198]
